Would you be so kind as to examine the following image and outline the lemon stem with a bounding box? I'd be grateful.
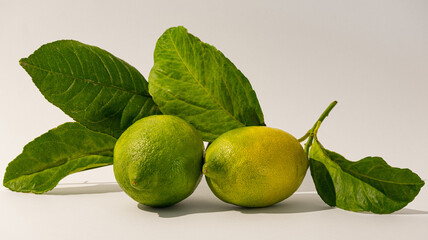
[297,132,310,142]
[302,101,338,157]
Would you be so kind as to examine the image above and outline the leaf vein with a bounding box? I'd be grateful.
[20,61,151,98]
[166,30,244,127]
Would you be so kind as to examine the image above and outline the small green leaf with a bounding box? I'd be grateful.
[149,26,265,142]
[20,40,160,138]
[309,158,336,206]
[309,139,425,214]
[3,122,116,194]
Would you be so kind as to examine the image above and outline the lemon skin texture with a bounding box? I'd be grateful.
[203,126,308,208]
[113,115,204,207]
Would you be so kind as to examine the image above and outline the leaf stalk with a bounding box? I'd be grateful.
[302,101,338,157]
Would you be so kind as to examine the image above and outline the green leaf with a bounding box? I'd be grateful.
[20,40,161,138]
[148,26,265,142]
[3,122,117,194]
[309,139,425,214]
[309,158,336,206]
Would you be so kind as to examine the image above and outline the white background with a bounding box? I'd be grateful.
[1,0,427,239]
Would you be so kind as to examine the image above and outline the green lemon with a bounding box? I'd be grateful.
[113,115,204,207]
[203,126,308,208]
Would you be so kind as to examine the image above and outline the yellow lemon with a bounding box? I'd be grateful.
[203,126,308,207]
[113,115,204,207]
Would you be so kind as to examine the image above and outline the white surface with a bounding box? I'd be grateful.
[1,169,427,240]
[1,0,427,239]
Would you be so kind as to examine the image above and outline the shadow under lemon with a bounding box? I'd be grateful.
[43,181,427,216]
[138,191,332,218]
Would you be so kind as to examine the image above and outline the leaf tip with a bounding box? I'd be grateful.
[19,57,29,68]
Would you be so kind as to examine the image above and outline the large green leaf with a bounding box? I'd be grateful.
[149,26,265,142]
[309,139,425,214]
[20,40,160,138]
[3,122,116,194]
